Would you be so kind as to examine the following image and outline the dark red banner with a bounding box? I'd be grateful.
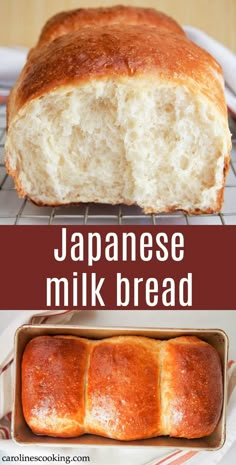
[0,226,235,310]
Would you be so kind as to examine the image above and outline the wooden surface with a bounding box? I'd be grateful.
[0,0,236,53]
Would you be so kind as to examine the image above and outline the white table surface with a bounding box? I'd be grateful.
[0,310,236,464]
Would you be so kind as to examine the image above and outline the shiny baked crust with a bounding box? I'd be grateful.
[5,6,231,213]
[21,335,90,437]
[161,336,223,438]
[86,336,162,440]
[35,5,185,50]
[7,24,227,123]
[21,335,223,440]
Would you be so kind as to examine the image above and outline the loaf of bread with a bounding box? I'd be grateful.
[34,5,185,50]
[5,6,231,213]
[21,335,223,441]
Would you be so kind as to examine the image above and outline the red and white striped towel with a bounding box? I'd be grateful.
[0,311,236,465]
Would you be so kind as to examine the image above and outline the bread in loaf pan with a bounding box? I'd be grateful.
[5,9,231,213]
[21,335,223,441]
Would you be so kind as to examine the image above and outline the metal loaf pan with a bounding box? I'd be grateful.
[12,325,228,450]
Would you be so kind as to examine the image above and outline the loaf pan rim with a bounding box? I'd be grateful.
[12,324,228,450]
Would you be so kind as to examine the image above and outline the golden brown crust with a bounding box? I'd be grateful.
[5,7,230,214]
[8,24,226,126]
[86,336,161,440]
[21,336,90,437]
[162,336,223,438]
[35,5,185,49]
[21,335,223,440]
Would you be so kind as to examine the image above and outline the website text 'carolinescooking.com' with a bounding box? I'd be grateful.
[1,454,90,463]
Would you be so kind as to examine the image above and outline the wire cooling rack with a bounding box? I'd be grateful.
[0,103,236,225]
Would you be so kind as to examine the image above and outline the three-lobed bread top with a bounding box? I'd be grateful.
[21,335,223,441]
[35,5,185,49]
[8,24,226,126]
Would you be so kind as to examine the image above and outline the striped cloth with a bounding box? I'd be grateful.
[0,311,236,465]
